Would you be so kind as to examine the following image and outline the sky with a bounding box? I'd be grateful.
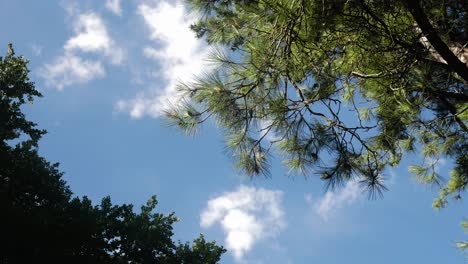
[1,0,466,263]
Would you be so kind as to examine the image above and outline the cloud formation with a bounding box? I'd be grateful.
[201,186,285,262]
[105,0,122,16]
[312,180,361,221]
[40,11,123,89]
[40,54,105,91]
[64,13,123,64]
[116,0,210,118]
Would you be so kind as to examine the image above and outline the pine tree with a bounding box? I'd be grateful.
[167,0,467,204]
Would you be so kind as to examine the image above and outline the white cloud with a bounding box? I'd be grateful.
[65,13,124,64]
[105,0,122,16]
[258,119,281,143]
[41,11,123,90]
[117,0,210,118]
[142,46,160,60]
[61,0,79,17]
[115,95,154,119]
[39,53,105,91]
[65,13,110,52]
[201,186,285,262]
[312,181,361,221]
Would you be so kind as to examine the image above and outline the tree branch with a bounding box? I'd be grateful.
[405,0,468,83]
[351,71,386,78]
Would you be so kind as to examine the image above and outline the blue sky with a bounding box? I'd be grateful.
[1,0,466,263]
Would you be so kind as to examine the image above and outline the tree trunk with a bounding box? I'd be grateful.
[405,0,468,83]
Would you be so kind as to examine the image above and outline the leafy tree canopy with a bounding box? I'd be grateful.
[0,44,225,263]
[167,0,467,205]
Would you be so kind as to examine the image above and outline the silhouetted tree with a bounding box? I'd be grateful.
[0,44,225,263]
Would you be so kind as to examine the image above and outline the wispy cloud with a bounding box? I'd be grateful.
[116,0,210,118]
[40,11,123,89]
[64,13,123,64]
[309,181,362,221]
[40,54,105,91]
[30,44,43,56]
[105,0,122,16]
[201,185,285,262]
[258,119,281,143]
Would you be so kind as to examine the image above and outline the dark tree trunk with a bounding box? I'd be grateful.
[405,0,468,83]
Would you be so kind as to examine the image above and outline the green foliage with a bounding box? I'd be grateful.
[164,0,468,250]
[0,45,225,263]
[0,43,45,146]
[174,234,228,264]
[167,0,467,204]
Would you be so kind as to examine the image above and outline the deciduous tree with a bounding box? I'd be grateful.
[0,44,225,263]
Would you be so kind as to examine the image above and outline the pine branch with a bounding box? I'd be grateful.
[405,0,468,83]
